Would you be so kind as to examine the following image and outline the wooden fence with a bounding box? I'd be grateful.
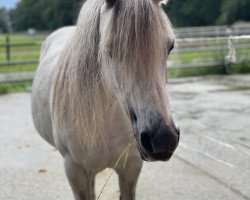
[0,25,250,83]
[0,34,42,66]
[175,24,250,38]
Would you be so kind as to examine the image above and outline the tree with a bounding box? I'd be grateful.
[10,0,84,31]
[9,0,250,30]
[0,7,12,33]
[217,0,250,25]
[162,0,250,27]
[162,0,221,27]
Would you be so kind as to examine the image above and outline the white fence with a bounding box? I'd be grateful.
[168,25,250,72]
[175,24,250,38]
[0,25,250,83]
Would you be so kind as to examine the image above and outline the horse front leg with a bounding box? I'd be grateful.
[64,154,96,200]
[116,157,143,200]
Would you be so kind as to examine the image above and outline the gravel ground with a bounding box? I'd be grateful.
[0,75,250,200]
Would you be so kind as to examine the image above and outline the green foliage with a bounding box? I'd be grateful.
[7,0,250,30]
[10,0,84,31]
[162,0,221,27]
[162,0,250,27]
[168,66,225,78]
[217,0,250,25]
[0,81,32,95]
[0,7,11,33]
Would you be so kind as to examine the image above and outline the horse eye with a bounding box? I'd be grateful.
[168,43,174,55]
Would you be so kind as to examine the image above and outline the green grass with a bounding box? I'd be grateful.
[0,35,41,62]
[0,53,40,61]
[0,81,32,95]
[168,66,226,78]
[228,63,250,74]
[0,33,250,95]
[0,33,45,43]
[0,64,37,73]
[0,34,40,74]
[169,48,250,64]
[168,63,250,78]
[169,51,225,64]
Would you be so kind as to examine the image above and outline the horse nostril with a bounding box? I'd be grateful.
[140,132,153,153]
[128,106,137,123]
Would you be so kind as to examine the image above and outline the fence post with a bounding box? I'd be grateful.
[223,27,232,74]
[6,34,10,61]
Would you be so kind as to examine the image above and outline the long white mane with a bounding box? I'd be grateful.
[52,0,175,150]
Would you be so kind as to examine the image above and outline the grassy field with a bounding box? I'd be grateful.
[0,34,43,94]
[0,81,32,95]
[0,33,250,95]
[0,34,45,74]
[0,33,46,43]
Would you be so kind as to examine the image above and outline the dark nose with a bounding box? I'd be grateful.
[137,108,180,161]
[140,123,178,154]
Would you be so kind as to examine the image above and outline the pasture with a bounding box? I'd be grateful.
[1,29,250,81]
[0,33,45,72]
[0,32,250,96]
[0,75,249,199]
[0,34,44,93]
[0,34,250,95]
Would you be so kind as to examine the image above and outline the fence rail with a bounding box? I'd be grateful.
[0,60,38,67]
[175,24,250,38]
[0,71,35,83]
[0,25,250,83]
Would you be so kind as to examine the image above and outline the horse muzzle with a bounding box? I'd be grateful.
[131,107,180,162]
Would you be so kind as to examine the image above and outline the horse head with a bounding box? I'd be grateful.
[99,0,180,161]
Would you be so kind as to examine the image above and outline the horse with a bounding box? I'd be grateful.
[31,0,180,199]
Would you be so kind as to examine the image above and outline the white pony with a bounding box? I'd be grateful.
[31,0,179,199]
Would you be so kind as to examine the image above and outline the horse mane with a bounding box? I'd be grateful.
[52,0,174,151]
[100,0,174,107]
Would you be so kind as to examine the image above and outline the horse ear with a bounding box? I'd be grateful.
[105,0,116,7]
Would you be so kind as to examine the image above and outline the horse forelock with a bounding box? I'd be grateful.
[52,0,174,151]
[107,0,169,63]
[100,0,175,105]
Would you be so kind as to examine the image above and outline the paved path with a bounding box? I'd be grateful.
[0,75,250,200]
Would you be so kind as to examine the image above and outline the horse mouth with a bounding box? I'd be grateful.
[134,123,180,162]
